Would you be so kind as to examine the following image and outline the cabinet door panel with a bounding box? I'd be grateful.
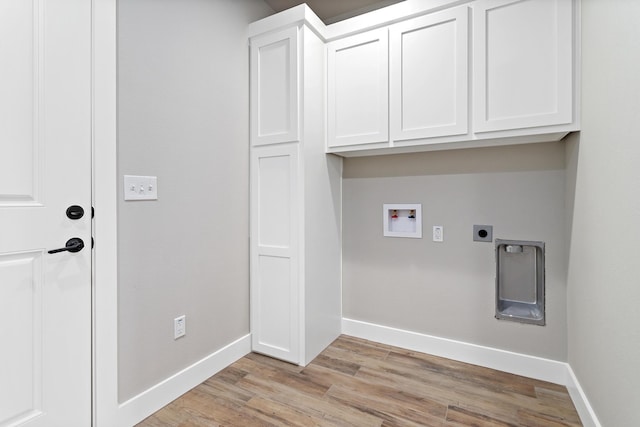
[328,28,388,147]
[473,0,573,132]
[255,255,294,353]
[250,144,299,364]
[251,27,299,145]
[390,7,469,141]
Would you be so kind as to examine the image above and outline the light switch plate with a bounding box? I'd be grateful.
[124,175,158,201]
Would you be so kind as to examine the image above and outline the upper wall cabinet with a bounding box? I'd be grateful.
[390,7,469,142]
[323,0,578,156]
[251,26,299,146]
[327,28,389,148]
[472,0,573,133]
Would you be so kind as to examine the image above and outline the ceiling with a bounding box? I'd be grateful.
[262,0,405,24]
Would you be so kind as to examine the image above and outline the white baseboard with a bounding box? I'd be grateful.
[342,318,567,383]
[565,365,602,427]
[342,318,600,427]
[116,334,251,426]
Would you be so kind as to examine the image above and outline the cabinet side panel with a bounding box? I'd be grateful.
[302,27,343,364]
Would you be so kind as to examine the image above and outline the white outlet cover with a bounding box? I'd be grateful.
[433,226,444,242]
[124,175,158,201]
[174,315,186,339]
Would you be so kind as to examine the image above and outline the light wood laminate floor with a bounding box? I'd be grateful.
[137,335,582,426]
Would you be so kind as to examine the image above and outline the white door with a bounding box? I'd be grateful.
[0,0,92,426]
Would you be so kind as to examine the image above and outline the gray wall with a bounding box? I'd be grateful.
[117,0,272,401]
[566,0,640,424]
[343,142,568,360]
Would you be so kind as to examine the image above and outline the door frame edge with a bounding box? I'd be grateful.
[92,0,119,425]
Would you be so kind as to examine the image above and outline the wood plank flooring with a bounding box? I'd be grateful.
[137,335,582,426]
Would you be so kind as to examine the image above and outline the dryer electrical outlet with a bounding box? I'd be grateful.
[473,225,493,242]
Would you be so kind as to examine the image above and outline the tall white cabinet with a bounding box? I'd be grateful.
[249,22,342,365]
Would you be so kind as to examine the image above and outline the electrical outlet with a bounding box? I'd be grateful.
[433,226,444,242]
[174,315,186,339]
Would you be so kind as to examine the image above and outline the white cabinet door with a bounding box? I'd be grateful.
[250,144,300,364]
[390,7,469,142]
[473,0,573,133]
[251,26,299,145]
[327,28,389,148]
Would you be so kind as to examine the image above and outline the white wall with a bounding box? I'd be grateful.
[343,142,568,361]
[117,0,272,401]
[566,0,640,425]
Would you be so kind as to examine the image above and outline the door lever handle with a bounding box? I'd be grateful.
[48,237,85,254]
